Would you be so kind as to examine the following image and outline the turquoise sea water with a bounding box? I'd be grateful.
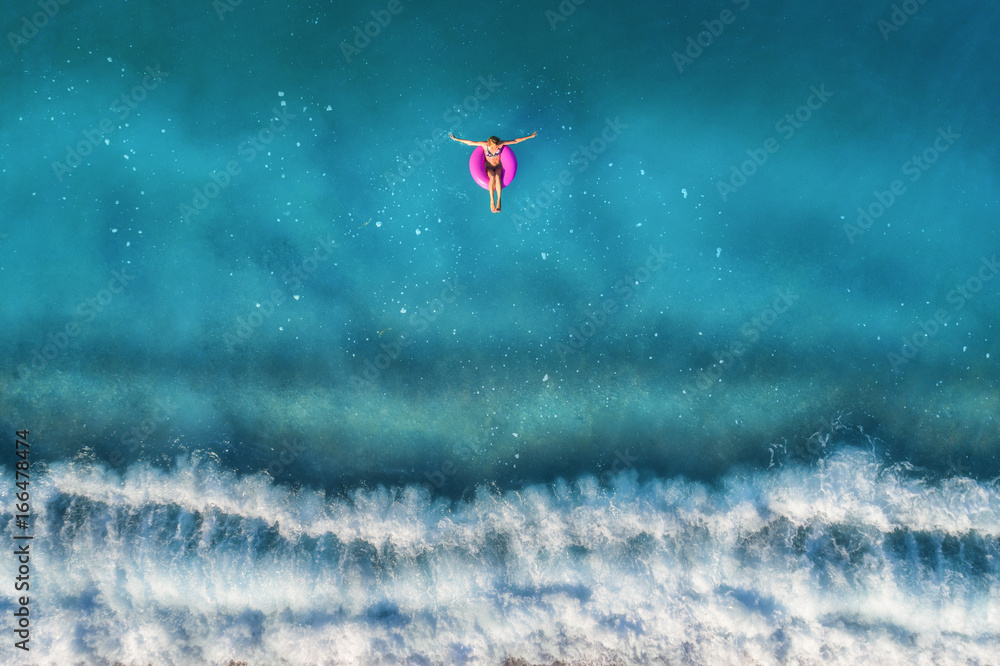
[1,0,998,663]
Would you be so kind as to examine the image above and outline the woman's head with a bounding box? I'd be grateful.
[488,136,501,146]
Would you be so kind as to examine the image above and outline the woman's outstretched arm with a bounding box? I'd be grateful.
[502,131,537,145]
[449,134,482,146]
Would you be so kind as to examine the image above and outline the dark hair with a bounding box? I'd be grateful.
[488,136,501,145]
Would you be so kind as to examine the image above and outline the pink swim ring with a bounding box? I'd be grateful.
[469,145,517,189]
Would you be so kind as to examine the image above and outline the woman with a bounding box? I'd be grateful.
[450,131,537,213]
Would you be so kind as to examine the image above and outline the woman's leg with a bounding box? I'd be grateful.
[487,169,498,212]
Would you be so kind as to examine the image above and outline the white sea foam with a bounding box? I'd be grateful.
[2,448,998,665]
